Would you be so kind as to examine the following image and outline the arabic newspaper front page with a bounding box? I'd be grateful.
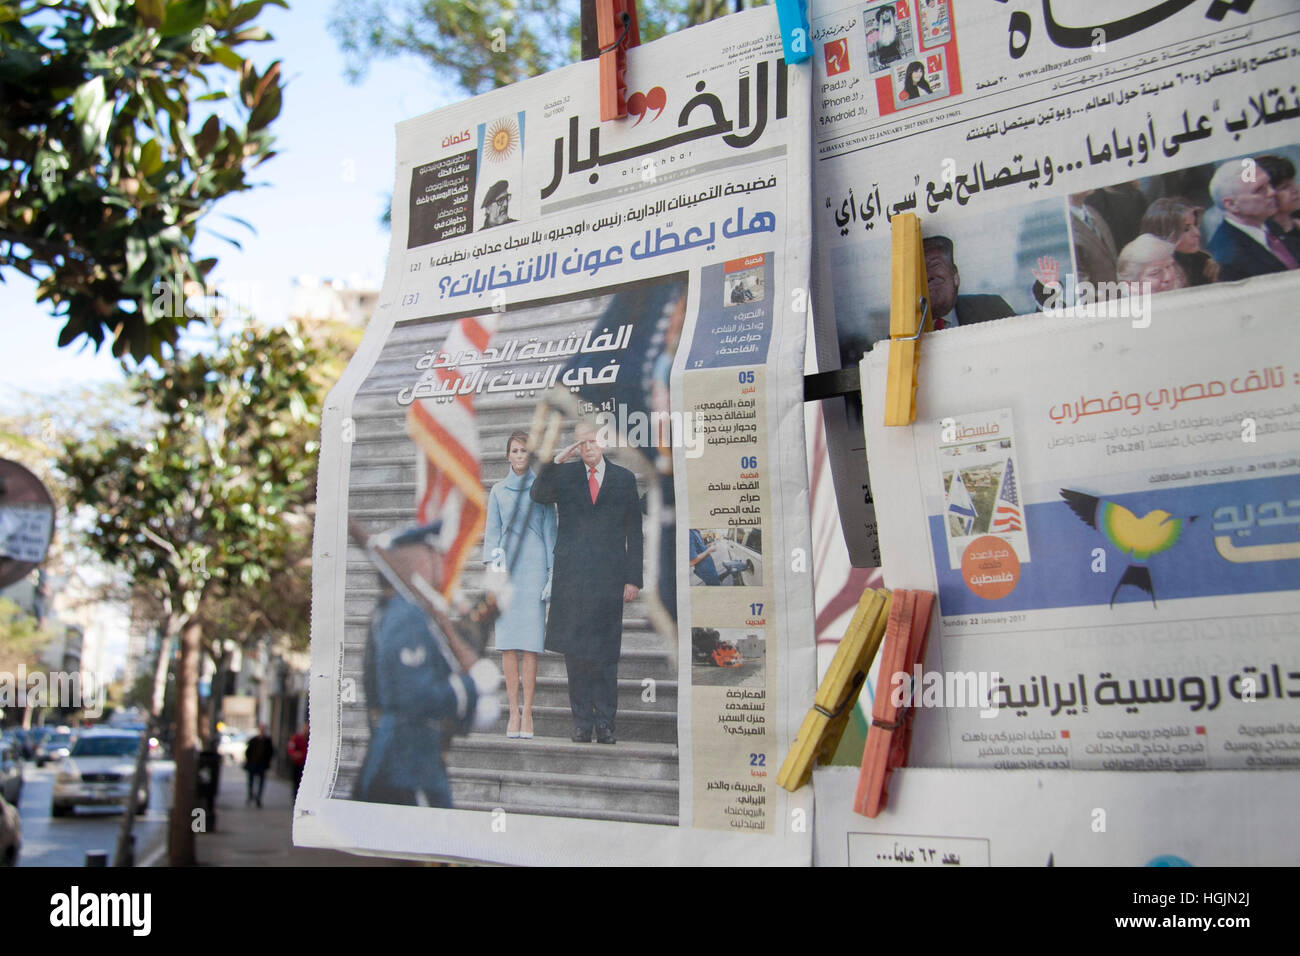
[298,7,819,866]
[805,0,1300,565]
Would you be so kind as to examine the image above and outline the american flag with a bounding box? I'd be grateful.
[946,470,977,535]
[405,314,497,597]
[991,459,1023,533]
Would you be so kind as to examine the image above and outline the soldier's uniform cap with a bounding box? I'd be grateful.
[385,520,444,549]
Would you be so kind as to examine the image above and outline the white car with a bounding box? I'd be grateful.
[51,732,149,817]
[217,731,251,764]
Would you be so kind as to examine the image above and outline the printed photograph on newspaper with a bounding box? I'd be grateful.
[297,7,817,866]
[805,0,1300,565]
[859,274,1300,774]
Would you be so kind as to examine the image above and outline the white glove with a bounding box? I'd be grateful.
[467,660,502,732]
[540,569,553,603]
[472,691,501,732]
[468,658,501,697]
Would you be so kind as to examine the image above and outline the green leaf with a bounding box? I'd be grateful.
[246,83,280,131]
[207,41,243,70]
[224,0,267,31]
[72,74,114,154]
[33,147,70,201]
[160,0,206,37]
[139,137,163,175]
[125,235,149,276]
[135,0,167,28]
[228,25,270,43]
[88,0,121,27]
[193,113,220,155]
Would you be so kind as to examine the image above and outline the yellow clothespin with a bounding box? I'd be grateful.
[884,212,930,426]
[777,588,892,792]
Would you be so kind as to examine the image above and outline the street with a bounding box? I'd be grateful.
[15,760,174,867]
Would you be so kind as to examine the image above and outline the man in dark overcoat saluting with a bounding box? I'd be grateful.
[531,419,643,744]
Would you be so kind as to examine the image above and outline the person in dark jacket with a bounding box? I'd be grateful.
[530,421,643,744]
[922,235,1015,329]
[244,725,273,808]
[1206,159,1296,280]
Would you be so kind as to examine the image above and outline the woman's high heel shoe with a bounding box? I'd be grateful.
[506,711,521,739]
[519,713,534,739]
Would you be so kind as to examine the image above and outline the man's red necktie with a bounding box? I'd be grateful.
[1266,231,1299,270]
[588,466,599,503]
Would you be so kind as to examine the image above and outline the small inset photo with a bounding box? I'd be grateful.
[892,51,946,109]
[691,627,766,687]
[917,0,951,47]
[942,464,1003,538]
[724,267,765,307]
[690,527,762,587]
[864,0,915,75]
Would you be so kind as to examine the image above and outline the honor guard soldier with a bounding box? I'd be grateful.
[356,521,500,807]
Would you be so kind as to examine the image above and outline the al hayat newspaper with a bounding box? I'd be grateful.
[858,274,1300,774]
[806,0,1300,565]
[296,8,818,866]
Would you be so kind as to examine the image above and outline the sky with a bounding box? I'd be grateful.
[0,0,462,408]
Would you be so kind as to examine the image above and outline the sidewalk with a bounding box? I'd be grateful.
[186,763,407,867]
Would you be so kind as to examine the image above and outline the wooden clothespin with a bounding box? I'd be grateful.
[883,213,930,426]
[773,0,812,64]
[595,0,641,121]
[853,589,935,817]
[777,588,891,792]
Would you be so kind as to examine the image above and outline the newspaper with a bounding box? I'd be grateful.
[807,0,1300,565]
[297,8,818,866]
[858,273,1300,771]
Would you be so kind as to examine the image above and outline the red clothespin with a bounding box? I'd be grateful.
[596,0,640,121]
[853,589,935,818]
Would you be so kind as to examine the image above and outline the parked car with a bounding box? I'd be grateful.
[0,794,19,865]
[35,729,75,767]
[51,731,149,817]
[0,738,23,805]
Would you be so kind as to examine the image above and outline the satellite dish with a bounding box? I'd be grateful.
[0,459,56,590]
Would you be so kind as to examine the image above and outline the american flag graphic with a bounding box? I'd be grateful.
[406,314,497,597]
[991,458,1023,533]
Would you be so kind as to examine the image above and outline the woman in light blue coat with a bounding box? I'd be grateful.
[483,430,557,738]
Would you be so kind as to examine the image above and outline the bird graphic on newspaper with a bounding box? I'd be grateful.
[1059,489,1198,608]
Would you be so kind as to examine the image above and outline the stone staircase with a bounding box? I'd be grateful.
[336,307,681,825]
[335,603,681,824]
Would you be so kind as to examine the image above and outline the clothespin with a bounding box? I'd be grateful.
[883,213,930,426]
[773,0,812,64]
[777,588,891,792]
[853,589,935,817]
[595,0,641,121]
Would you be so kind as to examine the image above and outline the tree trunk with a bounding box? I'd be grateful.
[206,643,231,743]
[169,615,202,866]
[115,622,175,866]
